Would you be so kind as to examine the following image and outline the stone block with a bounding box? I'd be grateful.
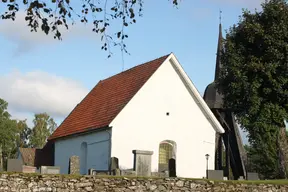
[238,176,244,180]
[110,157,119,171]
[132,150,153,177]
[168,158,176,177]
[41,166,60,174]
[95,171,109,175]
[69,156,80,174]
[7,159,23,172]
[88,169,97,175]
[151,171,168,177]
[110,168,121,176]
[114,168,121,176]
[247,172,259,180]
[22,166,37,173]
[207,170,224,180]
[121,170,136,176]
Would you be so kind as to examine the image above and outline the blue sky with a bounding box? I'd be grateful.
[0,0,265,143]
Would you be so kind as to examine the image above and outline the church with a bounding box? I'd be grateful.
[48,52,225,178]
[17,21,247,180]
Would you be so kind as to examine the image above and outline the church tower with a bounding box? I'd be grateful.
[203,14,247,180]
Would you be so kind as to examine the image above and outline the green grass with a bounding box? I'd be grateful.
[221,179,288,185]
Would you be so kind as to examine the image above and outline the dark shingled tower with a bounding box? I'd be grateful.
[203,19,247,180]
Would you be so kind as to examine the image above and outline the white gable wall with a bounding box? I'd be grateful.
[110,56,218,178]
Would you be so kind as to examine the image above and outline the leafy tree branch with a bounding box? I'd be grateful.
[1,0,179,57]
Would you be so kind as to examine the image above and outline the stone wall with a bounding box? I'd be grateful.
[0,173,288,192]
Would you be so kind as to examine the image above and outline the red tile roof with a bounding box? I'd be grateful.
[49,54,170,140]
[19,148,36,166]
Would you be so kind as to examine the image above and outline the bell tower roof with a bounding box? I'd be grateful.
[203,11,224,109]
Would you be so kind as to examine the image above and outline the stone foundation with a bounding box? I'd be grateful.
[0,173,287,192]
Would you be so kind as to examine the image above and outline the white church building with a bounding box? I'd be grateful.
[48,53,225,178]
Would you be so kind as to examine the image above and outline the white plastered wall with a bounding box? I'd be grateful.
[110,55,220,178]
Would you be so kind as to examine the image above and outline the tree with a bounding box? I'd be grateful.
[0,0,179,57]
[16,120,31,148]
[244,144,264,178]
[0,98,18,170]
[30,113,57,148]
[217,0,288,179]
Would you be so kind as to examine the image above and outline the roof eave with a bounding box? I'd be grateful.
[168,53,225,134]
[48,125,112,142]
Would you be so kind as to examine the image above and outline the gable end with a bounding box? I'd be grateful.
[168,54,225,133]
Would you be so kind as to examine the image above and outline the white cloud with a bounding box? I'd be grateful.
[0,70,88,119]
[9,110,34,127]
[0,11,99,54]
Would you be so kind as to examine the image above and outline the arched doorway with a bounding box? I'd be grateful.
[158,140,177,173]
[80,142,87,174]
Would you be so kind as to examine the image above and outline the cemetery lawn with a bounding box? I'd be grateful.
[222,179,288,185]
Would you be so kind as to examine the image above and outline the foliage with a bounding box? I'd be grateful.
[0,97,58,170]
[244,144,267,179]
[217,0,288,179]
[0,0,179,57]
[29,113,57,148]
[16,120,31,148]
[0,98,18,170]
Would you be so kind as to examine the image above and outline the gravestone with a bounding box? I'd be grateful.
[207,170,224,180]
[168,158,176,177]
[69,156,80,174]
[121,169,136,176]
[110,157,120,175]
[110,157,119,170]
[132,150,153,177]
[41,166,60,174]
[22,166,37,173]
[247,172,259,180]
[114,168,121,176]
[88,168,97,175]
[7,159,23,172]
[96,171,109,175]
[238,176,244,180]
[152,171,168,177]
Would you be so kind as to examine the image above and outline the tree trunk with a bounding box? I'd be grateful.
[277,127,288,178]
[0,144,2,171]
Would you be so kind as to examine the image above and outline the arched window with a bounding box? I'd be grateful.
[158,140,177,172]
[80,142,88,175]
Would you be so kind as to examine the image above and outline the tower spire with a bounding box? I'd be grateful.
[214,10,223,81]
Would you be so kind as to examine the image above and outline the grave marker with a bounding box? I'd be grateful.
[69,156,80,174]
[207,170,224,180]
[132,150,153,177]
[168,158,176,177]
[41,166,60,174]
[7,159,23,172]
[22,166,37,173]
[247,172,259,180]
[110,157,119,170]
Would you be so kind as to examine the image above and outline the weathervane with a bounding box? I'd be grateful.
[219,9,222,24]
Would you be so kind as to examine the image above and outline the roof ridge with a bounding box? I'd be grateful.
[100,53,171,83]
